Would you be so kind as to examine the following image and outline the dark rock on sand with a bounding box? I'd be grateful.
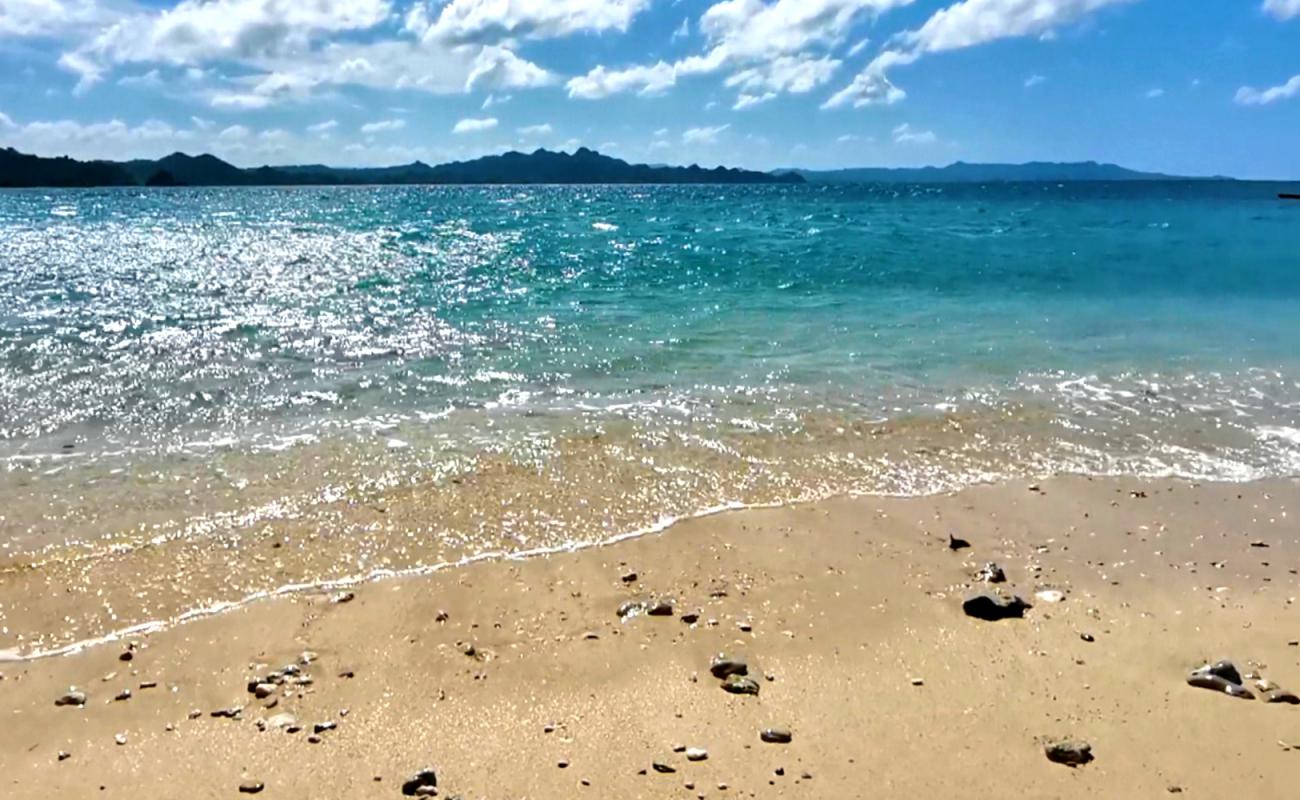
[962,593,1031,621]
[401,768,438,796]
[1045,740,1094,767]
[722,675,760,695]
[948,534,971,551]
[1264,690,1300,704]
[647,598,675,616]
[55,690,87,707]
[621,571,638,583]
[314,721,337,734]
[709,655,748,679]
[977,562,1006,583]
[1187,662,1254,699]
[680,611,700,624]
[760,728,793,744]
[238,780,265,794]
[652,762,677,774]
[616,600,644,619]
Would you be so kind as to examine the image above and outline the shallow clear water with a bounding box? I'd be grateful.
[1,181,1298,654]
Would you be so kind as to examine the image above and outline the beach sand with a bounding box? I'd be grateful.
[3,476,1299,798]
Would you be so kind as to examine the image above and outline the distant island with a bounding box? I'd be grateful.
[0,147,802,188]
[789,161,1222,183]
[1,145,1240,188]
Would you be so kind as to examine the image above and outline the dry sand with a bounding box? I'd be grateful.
[3,476,1299,798]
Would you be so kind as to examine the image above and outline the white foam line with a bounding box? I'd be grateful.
[0,499,771,664]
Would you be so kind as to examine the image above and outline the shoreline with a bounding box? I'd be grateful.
[3,475,1299,797]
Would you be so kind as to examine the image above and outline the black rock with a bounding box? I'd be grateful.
[1207,660,1243,685]
[1045,740,1094,767]
[709,655,748,679]
[1080,633,1095,643]
[962,593,1031,621]
[948,534,971,551]
[652,762,676,774]
[721,675,760,695]
[760,728,793,744]
[680,612,700,624]
[1264,690,1300,704]
[1187,664,1254,699]
[238,780,265,794]
[401,769,438,796]
[646,599,674,616]
[621,571,638,583]
[55,690,87,707]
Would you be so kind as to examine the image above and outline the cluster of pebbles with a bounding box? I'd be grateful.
[1187,660,1300,704]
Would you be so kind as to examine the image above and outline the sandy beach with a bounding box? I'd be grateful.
[3,475,1298,798]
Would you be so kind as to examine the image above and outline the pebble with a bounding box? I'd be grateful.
[948,534,971,551]
[652,762,677,774]
[238,781,265,794]
[139,681,157,689]
[760,728,793,744]
[1035,589,1067,604]
[314,721,337,734]
[252,683,277,699]
[680,612,700,625]
[621,571,638,583]
[977,562,1007,583]
[709,655,749,679]
[685,748,708,762]
[57,751,71,761]
[1265,690,1300,704]
[1080,633,1095,643]
[647,599,675,617]
[114,689,132,701]
[910,677,924,686]
[307,735,322,744]
[616,600,644,619]
[299,651,318,665]
[114,733,128,746]
[331,591,355,604]
[55,689,87,707]
[737,620,753,632]
[721,675,760,695]
[961,593,1032,621]
[401,768,438,796]
[211,707,243,718]
[1044,740,1093,767]
[1188,661,1255,699]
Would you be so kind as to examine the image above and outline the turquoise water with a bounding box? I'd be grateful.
[1,181,1299,652]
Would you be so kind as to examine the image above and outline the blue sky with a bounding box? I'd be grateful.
[0,0,1297,178]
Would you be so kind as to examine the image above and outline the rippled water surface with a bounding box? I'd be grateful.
[1,182,1298,655]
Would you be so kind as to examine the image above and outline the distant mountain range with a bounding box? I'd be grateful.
[0,147,803,188]
[789,160,1222,183]
[0,146,1235,188]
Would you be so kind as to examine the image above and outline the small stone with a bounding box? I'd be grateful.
[299,651,318,665]
[910,677,924,686]
[314,721,337,734]
[948,534,971,551]
[721,674,760,695]
[1168,786,1183,794]
[1207,660,1244,685]
[307,734,322,744]
[331,591,355,604]
[139,681,157,689]
[775,767,785,776]
[252,683,277,699]
[119,649,134,662]
[737,620,753,632]
[211,707,243,718]
[977,562,1006,583]
[680,612,700,625]
[55,689,87,707]
[616,600,644,619]
[114,733,128,746]
[685,748,708,762]
[1080,633,1095,643]
[760,728,793,744]
[582,631,600,640]
[1044,740,1093,767]
[114,689,132,701]
[558,760,570,769]
[647,599,675,617]
[652,762,676,774]
[962,593,1032,621]
[1265,690,1300,704]
[401,769,439,796]
[435,610,449,622]
[621,571,638,583]
[709,655,748,679]
[238,781,265,794]
[1035,589,1066,604]
[1188,661,1254,698]
[57,751,71,761]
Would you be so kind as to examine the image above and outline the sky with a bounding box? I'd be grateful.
[0,0,1297,178]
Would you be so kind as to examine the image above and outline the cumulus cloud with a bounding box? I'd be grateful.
[361,118,405,133]
[827,0,1131,109]
[518,123,554,137]
[567,1,910,107]
[1263,0,1300,20]
[0,0,106,38]
[307,119,338,133]
[891,122,935,143]
[733,92,776,109]
[409,0,650,45]
[465,45,555,92]
[1235,74,1300,105]
[682,123,729,144]
[452,116,498,134]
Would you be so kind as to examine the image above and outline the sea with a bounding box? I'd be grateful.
[1,180,1298,657]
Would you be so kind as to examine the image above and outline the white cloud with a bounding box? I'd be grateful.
[1145,87,1164,98]
[724,54,841,95]
[1235,74,1300,106]
[209,71,316,110]
[411,0,651,45]
[892,122,935,143]
[218,124,251,140]
[1024,73,1046,88]
[682,123,729,144]
[117,69,164,89]
[733,92,776,109]
[567,61,677,99]
[482,93,510,109]
[465,45,555,92]
[828,0,1130,109]
[308,119,338,133]
[0,0,106,39]
[453,116,498,134]
[1263,0,1300,21]
[671,17,691,41]
[518,123,554,137]
[361,118,405,134]
[0,111,16,129]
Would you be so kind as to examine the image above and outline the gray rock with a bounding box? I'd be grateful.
[652,762,676,774]
[1264,690,1300,705]
[760,728,793,744]
[266,712,297,730]
[709,655,748,679]
[1045,740,1094,767]
[977,562,1006,583]
[55,689,87,707]
[1207,660,1244,685]
[962,593,1031,621]
[616,600,644,619]
[252,683,277,699]
[401,768,438,796]
[721,674,760,695]
[1188,663,1254,699]
[685,747,708,762]
[238,780,265,794]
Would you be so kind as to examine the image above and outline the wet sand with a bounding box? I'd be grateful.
[2,476,1299,798]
